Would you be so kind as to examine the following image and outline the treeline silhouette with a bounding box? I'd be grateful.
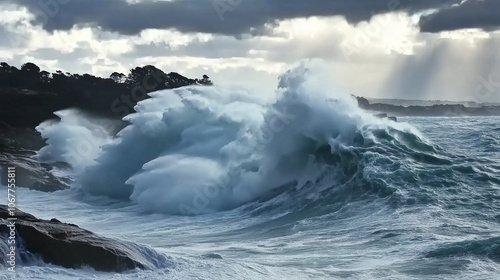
[0,62,212,128]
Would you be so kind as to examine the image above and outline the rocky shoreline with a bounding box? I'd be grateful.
[0,205,167,272]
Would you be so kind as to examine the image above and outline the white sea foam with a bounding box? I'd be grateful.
[35,61,418,215]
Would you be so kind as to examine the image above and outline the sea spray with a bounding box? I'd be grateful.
[35,61,423,215]
[35,109,116,172]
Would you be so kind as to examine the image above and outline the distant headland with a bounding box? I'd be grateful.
[0,62,212,128]
[355,96,500,117]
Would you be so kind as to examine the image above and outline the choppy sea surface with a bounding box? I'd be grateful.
[1,64,499,279]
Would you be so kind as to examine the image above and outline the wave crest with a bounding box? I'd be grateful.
[36,61,434,215]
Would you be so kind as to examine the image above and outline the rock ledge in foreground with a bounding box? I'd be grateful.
[0,205,166,272]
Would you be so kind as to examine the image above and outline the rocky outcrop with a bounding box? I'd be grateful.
[0,205,167,272]
[0,127,70,192]
[0,156,70,192]
[374,113,398,122]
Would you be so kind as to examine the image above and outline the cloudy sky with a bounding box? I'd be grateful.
[1,0,499,102]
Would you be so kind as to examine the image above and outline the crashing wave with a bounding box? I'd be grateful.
[35,61,433,215]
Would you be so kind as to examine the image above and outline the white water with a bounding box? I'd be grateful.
[1,62,500,279]
[34,61,417,215]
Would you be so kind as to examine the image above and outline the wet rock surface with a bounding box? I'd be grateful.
[0,126,70,192]
[0,205,166,272]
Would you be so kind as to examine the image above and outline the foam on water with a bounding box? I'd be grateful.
[35,61,423,215]
[4,63,500,278]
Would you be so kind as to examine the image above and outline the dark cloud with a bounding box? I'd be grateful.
[7,0,461,36]
[419,0,500,32]
[123,36,254,59]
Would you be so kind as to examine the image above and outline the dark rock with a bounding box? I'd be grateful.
[0,155,70,192]
[374,113,398,122]
[201,253,223,259]
[354,95,370,108]
[0,124,70,191]
[0,205,166,272]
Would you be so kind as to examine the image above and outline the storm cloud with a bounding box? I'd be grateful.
[8,0,463,36]
[419,0,500,33]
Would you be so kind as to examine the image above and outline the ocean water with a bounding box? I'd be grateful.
[1,63,500,279]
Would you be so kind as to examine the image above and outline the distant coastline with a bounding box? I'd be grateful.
[355,96,500,117]
[366,97,500,107]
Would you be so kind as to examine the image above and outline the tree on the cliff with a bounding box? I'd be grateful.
[0,62,10,73]
[20,62,42,88]
[198,74,213,85]
[126,65,167,89]
[21,62,41,74]
[110,72,126,83]
[40,71,51,83]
